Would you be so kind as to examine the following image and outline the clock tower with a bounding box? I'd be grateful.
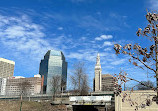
[94,53,102,92]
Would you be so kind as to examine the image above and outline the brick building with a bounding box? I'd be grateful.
[0,74,42,96]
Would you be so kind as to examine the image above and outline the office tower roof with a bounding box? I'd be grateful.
[0,58,15,65]
[0,57,15,78]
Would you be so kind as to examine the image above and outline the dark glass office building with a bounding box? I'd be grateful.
[39,50,67,94]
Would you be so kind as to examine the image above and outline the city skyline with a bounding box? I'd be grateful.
[0,0,157,89]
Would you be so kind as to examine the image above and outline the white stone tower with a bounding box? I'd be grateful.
[94,53,102,92]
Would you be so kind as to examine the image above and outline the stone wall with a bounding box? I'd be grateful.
[115,90,158,111]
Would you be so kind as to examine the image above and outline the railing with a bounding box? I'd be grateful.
[0,91,115,100]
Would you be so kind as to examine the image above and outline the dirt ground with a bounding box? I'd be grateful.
[0,100,67,111]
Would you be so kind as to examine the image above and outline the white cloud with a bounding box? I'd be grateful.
[57,27,63,30]
[49,35,78,50]
[79,16,111,31]
[104,47,112,51]
[80,37,86,40]
[102,41,113,47]
[0,14,51,60]
[45,12,128,32]
[67,53,84,60]
[149,0,158,10]
[110,58,127,65]
[67,49,97,62]
[95,35,113,41]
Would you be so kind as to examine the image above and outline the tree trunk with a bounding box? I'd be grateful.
[21,94,22,101]
[20,101,23,111]
[155,37,158,98]
[52,92,55,101]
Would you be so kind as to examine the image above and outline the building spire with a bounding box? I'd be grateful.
[95,53,101,69]
[96,53,100,65]
[94,53,102,92]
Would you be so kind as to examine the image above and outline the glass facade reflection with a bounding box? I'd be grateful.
[39,50,67,94]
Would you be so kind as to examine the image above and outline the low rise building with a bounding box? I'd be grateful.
[0,75,42,96]
[101,74,116,92]
[0,78,7,95]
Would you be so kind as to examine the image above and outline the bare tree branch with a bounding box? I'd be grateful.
[130,54,156,73]
[50,75,61,101]
[70,62,89,95]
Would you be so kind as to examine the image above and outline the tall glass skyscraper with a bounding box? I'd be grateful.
[39,50,67,94]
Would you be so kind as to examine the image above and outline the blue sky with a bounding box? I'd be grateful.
[0,0,157,89]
